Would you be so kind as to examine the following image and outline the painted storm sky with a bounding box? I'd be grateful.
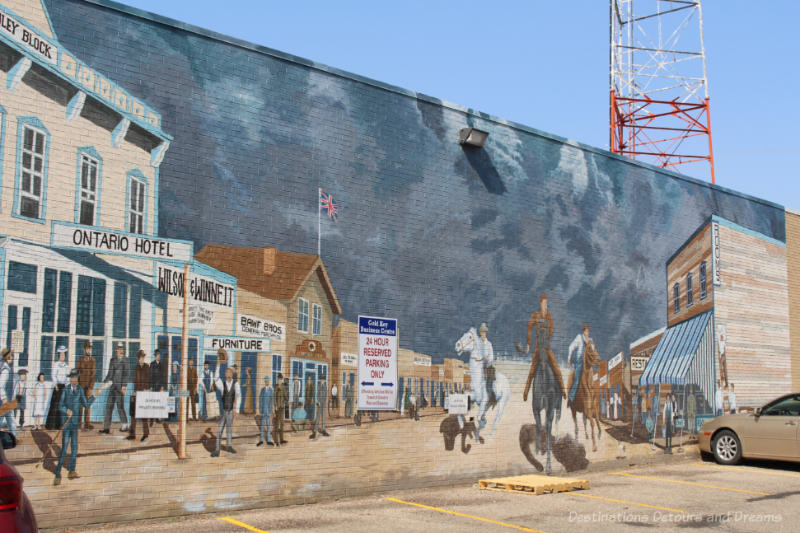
[47,0,785,363]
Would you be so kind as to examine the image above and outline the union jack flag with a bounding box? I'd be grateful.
[319,190,339,222]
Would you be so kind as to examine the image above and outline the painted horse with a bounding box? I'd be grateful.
[523,346,563,474]
[567,339,603,451]
[454,327,510,442]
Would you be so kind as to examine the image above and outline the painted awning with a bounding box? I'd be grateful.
[640,311,713,386]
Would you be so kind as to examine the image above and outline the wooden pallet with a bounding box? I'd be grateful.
[478,474,589,495]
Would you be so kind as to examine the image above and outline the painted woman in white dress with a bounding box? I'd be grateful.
[33,372,48,430]
[45,347,70,430]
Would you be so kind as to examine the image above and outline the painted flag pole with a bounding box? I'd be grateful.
[318,187,322,256]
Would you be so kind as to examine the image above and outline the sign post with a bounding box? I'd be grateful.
[357,316,398,411]
[177,263,189,459]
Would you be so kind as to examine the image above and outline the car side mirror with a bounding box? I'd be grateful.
[0,431,16,450]
[754,407,762,417]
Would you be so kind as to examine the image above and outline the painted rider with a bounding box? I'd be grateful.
[566,324,592,407]
[523,294,566,402]
[469,323,494,419]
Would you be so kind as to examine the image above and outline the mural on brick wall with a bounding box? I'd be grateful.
[0,0,794,528]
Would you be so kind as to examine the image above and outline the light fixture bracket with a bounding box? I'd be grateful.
[458,127,489,147]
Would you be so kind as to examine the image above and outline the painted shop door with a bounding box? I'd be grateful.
[240,352,257,414]
[156,335,199,389]
[304,365,317,421]
[5,302,31,387]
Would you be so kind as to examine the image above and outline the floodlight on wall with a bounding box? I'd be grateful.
[459,127,489,147]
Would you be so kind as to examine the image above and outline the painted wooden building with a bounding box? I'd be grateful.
[641,215,791,414]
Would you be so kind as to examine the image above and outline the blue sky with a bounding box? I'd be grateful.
[116,0,798,209]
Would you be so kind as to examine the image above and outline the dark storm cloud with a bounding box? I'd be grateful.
[48,0,785,364]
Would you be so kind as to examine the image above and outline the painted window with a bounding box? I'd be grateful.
[6,305,30,367]
[7,261,36,293]
[75,275,105,337]
[113,282,128,338]
[699,261,707,300]
[57,272,72,334]
[42,268,57,333]
[297,298,309,333]
[129,284,142,339]
[128,175,146,234]
[78,152,100,225]
[672,282,680,313]
[312,303,322,336]
[18,124,47,219]
[686,273,694,307]
[39,337,53,380]
[272,354,282,387]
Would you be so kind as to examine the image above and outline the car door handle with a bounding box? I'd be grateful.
[785,421,797,426]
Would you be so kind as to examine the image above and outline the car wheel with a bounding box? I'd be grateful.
[712,429,742,465]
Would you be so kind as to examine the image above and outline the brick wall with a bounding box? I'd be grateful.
[786,210,800,390]
[0,0,795,528]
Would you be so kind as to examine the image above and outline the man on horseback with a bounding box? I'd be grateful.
[566,324,592,407]
[523,294,566,403]
[469,323,494,427]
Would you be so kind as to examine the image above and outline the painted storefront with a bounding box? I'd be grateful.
[0,0,796,528]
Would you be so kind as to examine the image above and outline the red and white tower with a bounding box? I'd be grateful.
[610,0,715,183]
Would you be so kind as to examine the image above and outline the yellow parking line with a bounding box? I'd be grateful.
[219,516,270,533]
[694,462,800,479]
[569,492,685,513]
[385,496,544,532]
[611,472,770,495]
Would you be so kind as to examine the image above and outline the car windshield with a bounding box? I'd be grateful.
[762,395,800,416]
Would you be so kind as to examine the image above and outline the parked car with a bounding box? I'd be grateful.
[699,393,800,465]
[0,430,37,532]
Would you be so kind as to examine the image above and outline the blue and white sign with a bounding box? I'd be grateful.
[357,315,398,411]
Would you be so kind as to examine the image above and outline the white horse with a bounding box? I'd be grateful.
[454,327,510,442]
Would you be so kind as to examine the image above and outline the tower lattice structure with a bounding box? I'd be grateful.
[610,0,715,183]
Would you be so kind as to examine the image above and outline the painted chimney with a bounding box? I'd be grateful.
[263,247,277,275]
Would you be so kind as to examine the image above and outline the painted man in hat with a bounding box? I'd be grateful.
[257,375,274,446]
[200,360,213,421]
[273,374,288,445]
[187,359,199,421]
[168,361,181,423]
[12,369,28,429]
[128,350,150,442]
[566,324,592,408]
[0,348,16,435]
[77,341,96,430]
[54,368,95,486]
[100,342,129,434]
[211,366,240,457]
[468,323,494,426]
[310,376,329,439]
[524,294,566,403]
[149,349,165,426]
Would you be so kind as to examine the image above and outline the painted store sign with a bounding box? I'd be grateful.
[156,263,235,308]
[236,313,285,341]
[52,222,193,261]
[203,336,270,352]
[0,8,57,64]
[340,352,357,367]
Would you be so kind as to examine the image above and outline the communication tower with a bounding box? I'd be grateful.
[610,0,715,183]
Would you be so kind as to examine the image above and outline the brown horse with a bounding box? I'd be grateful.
[567,340,603,451]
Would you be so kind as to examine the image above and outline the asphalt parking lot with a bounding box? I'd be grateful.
[61,456,800,533]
